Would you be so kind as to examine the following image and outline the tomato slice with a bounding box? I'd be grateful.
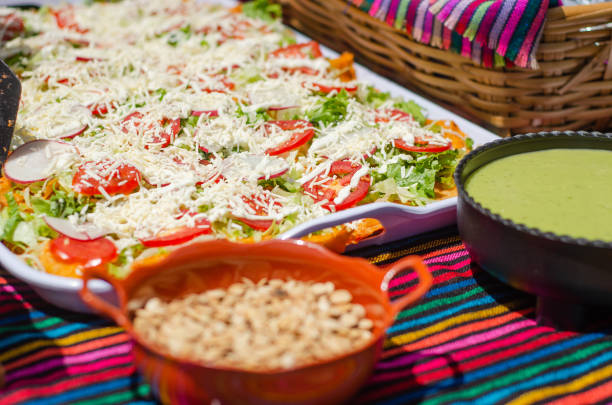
[50,236,117,268]
[393,139,452,153]
[88,102,116,116]
[72,159,141,196]
[310,82,358,94]
[1,13,24,41]
[200,76,235,93]
[75,56,105,63]
[234,195,280,231]
[52,7,89,34]
[303,160,371,211]
[264,120,315,156]
[375,109,413,123]
[376,109,452,153]
[140,212,212,248]
[268,66,319,78]
[121,112,181,148]
[270,41,323,59]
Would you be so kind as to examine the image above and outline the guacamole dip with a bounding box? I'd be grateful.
[464,148,612,242]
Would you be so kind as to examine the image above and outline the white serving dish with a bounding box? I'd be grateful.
[0,0,498,313]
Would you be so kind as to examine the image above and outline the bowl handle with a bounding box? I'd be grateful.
[80,268,129,328]
[380,256,432,318]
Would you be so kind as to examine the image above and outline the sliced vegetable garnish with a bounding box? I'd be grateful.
[191,110,219,117]
[52,7,88,34]
[303,160,371,211]
[72,159,141,196]
[375,108,413,123]
[393,139,451,153]
[4,140,78,184]
[310,82,358,94]
[221,154,289,181]
[44,216,108,241]
[264,120,315,156]
[234,194,280,231]
[121,112,181,148]
[50,236,117,268]
[1,13,24,41]
[140,212,212,247]
[88,102,116,116]
[199,75,236,93]
[270,41,323,59]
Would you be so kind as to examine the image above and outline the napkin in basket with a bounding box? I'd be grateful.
[349,0,563,69]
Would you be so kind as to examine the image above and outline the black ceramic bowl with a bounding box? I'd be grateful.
[455,131,612,329]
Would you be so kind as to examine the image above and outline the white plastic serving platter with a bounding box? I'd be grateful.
[0,0,499,313]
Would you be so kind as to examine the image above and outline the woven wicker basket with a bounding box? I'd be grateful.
[275,0,612,136]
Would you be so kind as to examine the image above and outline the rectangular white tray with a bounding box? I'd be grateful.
[0,0,498,312]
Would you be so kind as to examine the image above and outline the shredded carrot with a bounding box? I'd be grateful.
[230,4,242,13]
[428,119,468,149]
[0,176,11,207]
[39,240,82,279]
[42,178,58,200]
[329,52,357,82]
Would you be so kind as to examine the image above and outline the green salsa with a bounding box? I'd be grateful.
[464,148,612,242]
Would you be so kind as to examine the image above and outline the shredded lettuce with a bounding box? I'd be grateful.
[108,243,145,278]
[258,176,300,193]
[371,149,459,203]
[1,193,23,243]
[393,100,426,125]
[12,221,37,247]
[308,90,350,126]
[242,0,282,22]
[364,86,391,108]
[31,189,93,219]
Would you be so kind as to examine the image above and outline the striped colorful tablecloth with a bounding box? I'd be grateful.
[2,227,612,404]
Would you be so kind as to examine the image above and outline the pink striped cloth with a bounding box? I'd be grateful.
[349,0,563,68]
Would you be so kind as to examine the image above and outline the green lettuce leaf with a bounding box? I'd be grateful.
[2,193,23,243]
[393,100,426,125]
[242,0,282,22]
[31,190,93,219]
[308,90,350,126]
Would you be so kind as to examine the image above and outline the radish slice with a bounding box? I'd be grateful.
[268,106,299,111]
[191,110,219,117]
[4,140,78,184]
[44,216,109,241]
[55,123,88,139]
[221,154,289,181]
[75,56,105,62]
[47,105,90,139]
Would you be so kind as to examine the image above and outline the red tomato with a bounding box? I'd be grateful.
[140,212,212,248]
[200,76,235,93]
[121,112,181,148]
[44,76,75,86]
[72,160,141,196]
[375,109,413,123]
[270,41,323,59]
[264,120,315,156]
[234,195,280,231]
[75,56,104,63]
[50,236,117,268]
[393,139,452,153]
[88,102,116,116]
[267,66,319,78]
[52,7,89,34]
[310,82,358,94]
[0,13,24,41]
[376,109,451,153]
[303,160,371,212]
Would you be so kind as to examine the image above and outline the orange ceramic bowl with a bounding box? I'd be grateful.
[80,239,431,405]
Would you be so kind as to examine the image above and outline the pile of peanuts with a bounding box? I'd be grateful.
[132,278,374,370]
